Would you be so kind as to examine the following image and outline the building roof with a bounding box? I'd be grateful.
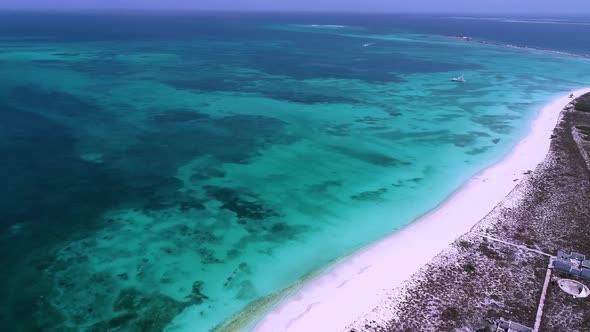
[571,252,586,261]
[554,260,573,273]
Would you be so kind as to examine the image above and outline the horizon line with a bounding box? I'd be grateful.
[0,8,589,17]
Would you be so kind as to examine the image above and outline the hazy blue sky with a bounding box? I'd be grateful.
[1,0,590,15]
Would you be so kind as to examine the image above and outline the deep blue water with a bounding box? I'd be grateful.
[1,12,590,53]
[0,12,589,331]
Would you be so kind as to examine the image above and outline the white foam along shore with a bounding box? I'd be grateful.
[251,88,590,332]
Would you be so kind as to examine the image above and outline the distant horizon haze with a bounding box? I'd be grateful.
[1,0,590,15]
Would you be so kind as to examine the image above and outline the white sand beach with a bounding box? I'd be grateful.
[252,88,590,332]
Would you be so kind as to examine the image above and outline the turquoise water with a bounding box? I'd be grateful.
[1,13,590,331]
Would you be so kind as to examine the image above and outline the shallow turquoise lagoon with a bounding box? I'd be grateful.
[0,13,589,331]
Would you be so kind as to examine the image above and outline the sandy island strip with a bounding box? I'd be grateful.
[251,88,590,332]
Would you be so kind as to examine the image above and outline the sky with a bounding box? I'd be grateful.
[1,0,590,15]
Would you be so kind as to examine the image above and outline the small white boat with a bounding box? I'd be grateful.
[451,74,465,82]
[362,43,373,47]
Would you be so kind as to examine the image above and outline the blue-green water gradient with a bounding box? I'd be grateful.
[0,12,589,331]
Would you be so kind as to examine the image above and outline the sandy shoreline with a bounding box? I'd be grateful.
[251,88,590,332]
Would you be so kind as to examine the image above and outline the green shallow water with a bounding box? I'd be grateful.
[0,13,589,331]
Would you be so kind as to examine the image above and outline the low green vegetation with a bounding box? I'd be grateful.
[462,263,476,273]
[574,94,590,112]
[575,126,590,141]
[440,306,462,322]
[457,240,472,249]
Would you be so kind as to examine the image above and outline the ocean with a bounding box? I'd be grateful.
[1,12,589,331]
